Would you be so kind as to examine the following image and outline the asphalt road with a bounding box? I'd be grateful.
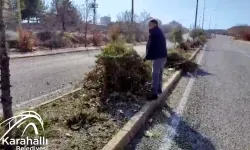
[128,35,250,150]
[6,39,177,110]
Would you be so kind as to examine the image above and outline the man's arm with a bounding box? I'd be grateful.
[145,33,154,60]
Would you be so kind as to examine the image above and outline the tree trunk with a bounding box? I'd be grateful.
[0,1,14,150]
[84,23,88,47]
[62,21,66,31]
[61,16,66,31]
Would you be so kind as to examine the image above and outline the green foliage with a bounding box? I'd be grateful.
[36,31,53,41]
[167,51,199,73]
[190,29,206,40]
[92,32,103,46]
[10,0,46,20]
[84,42,151,101]
[170,27,183,44]
[109,24,120,42]
[50,0,81,31]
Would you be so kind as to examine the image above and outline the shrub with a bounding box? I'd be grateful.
[242,33,250,41]
[190,38,203,48]
[190,29,206,39]
[7,40,18,49]
[178,42,188,51]
[166,51,199,73]
[199,35,207,43]
[42,35,70,49]
[92,32,103,46]
[109,25,121,42]
[83,42,151,101]
[74,34,91,46]
[36,31,53,42]
[170,27,183,45]
[62,32,80,44]
[18,29,36,52]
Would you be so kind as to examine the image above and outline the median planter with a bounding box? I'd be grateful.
[101,46,202,150]
[1,43,202,150]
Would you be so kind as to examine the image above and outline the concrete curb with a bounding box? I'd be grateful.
[10,48,102,59]
[235,39,250,45]
[10,43,147,59]
[101,46,202,150]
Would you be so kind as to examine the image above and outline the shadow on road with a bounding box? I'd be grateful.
[164,105,216,150]
[127,105,215,150]
[183,69,213,78]
[196,69,213,77]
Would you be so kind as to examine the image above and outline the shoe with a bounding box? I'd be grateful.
[147,94,158,101]
[158,89,163,94]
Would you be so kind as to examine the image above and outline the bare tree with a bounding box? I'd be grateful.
[135,11,151,42]
[137,11,150,23]
[0,1,14,150]
[116,10,135,42]
[50,0,81,31]
[116,10,151,43]
[80,0,93,47]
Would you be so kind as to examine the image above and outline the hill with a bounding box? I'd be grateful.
[227,25,250,36]
[160,20,189,38]
[205,29,228,35]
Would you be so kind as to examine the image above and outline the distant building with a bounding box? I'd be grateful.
[100,16,111,26]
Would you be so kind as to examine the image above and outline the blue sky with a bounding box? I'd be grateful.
[45,0,250,29]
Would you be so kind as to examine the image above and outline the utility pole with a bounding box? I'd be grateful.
[202,0,206,29]
[131,0,134,43]
[209,16,211,29]
[17,0,22,29]
[91,0,98,24]
[194,0,199,29]
[131,0,134,24]
[199,16,201,28]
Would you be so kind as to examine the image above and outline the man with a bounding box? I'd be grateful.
[144,19,167,100]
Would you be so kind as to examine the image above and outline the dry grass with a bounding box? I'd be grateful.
[14,70,173,150]
[0,46,198,150]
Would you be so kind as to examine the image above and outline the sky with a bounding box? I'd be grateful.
[45,0,250,29]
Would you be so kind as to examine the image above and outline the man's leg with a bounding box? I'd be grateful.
[158,69,163,94]
[158,58,167,94]
[148,58,166,100]
[152,59,161,95]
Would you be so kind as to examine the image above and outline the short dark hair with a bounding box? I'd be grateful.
[149,19,158,25]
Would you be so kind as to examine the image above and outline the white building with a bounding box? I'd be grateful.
[100,16,111,26]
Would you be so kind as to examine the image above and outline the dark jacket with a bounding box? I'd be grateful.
[145,26,167,60]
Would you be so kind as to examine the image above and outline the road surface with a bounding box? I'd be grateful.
[128,35,250,150]
[7,38,178,110]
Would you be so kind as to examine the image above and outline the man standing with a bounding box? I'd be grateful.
[144,19,167,100]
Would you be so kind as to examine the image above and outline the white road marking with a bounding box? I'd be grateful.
[0,85,76,115]
[239,51,250,58]
[159,46,206,150]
